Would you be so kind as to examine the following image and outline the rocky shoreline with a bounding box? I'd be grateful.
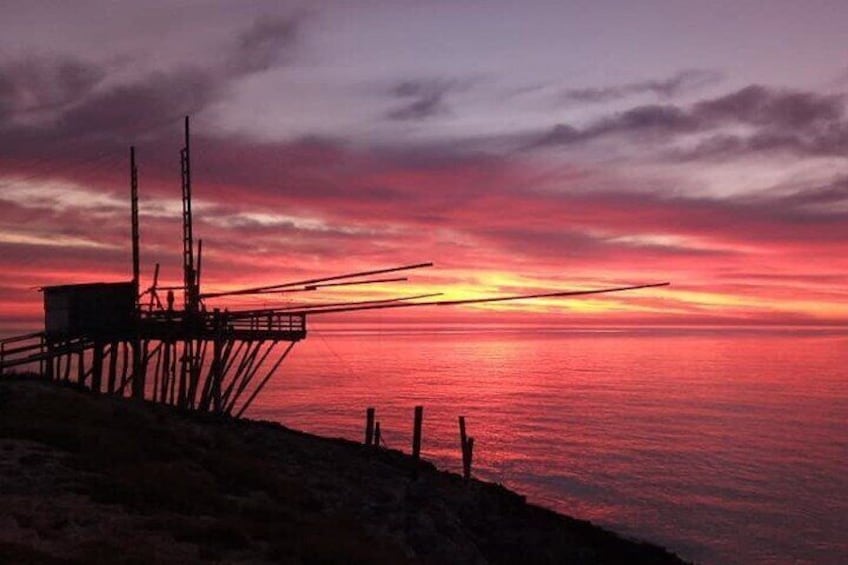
[0,378,686,563]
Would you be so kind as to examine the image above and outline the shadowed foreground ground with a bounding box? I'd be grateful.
[0,378,686,564]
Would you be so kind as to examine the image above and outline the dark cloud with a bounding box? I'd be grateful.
[53,68,218,140]
[561,69,720,104]
[386,79,461,121]
[594,104,699,135]
[672,124,848,161]
[0,14,304,159]
[535,84,848,158]
[534,104,699,147]
[0,56,105,122]
[693,85,843,129]
[535,124,582,145]
[229,15,301,75]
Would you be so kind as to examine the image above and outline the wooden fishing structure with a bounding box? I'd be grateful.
[0,117,669,417]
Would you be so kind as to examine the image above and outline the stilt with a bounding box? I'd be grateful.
[91,342,103,393]
[365,407,375,446]
[412,405,423,461]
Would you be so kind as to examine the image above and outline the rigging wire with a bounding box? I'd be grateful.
[309,320,359,384]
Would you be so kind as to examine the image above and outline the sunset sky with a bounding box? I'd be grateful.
[1,1,847,333]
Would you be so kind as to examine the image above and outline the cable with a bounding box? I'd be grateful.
[309,320,359,383]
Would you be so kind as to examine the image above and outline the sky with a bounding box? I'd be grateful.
[1,0,847,332]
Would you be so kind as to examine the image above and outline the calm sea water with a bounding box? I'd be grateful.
[246,328,846,564]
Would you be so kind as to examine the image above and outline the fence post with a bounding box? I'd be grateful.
[412,405,423,461]
[459,415,473,480]
[365,407,375,446]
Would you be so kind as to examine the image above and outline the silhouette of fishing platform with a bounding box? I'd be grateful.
[0,117,668,417]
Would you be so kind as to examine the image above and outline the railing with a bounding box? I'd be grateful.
[232,312,306,333]
[0,332,46,372]
[137,309,306,338]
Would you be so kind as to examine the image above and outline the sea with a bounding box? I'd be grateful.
[246,326,847,564]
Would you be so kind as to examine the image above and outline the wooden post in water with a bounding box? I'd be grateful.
[459,416,474,480]
[374,421,381,447]
[412,405,423,461]
[365,407,375,445]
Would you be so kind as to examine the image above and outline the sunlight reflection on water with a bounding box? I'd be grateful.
[248,330,848,564]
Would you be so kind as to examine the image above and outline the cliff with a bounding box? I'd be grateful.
[0,378,685,564]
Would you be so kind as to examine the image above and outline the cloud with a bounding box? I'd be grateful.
[561,69,721,104]
[0,13,310,181]
[229,14,302,75]
[535,84,848,158]
[692,85,843,129]
[385,79,463,121]
[1,40,847,329]
[0,56,106,123]
[3,130,848,327]
[762,176,848,214]
[54,68,219,140]
[534,104,699,147]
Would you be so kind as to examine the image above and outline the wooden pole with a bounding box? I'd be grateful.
[130,146,140,301]
[374,421,381,447]
[211,309,223,413]
[161,342,171,403]
[65,351,73,382]
[131,339,144,400]
[77,349,85,385]
[107,342,117,393]
[234,341,294,418]
[412,405,423,461]
[459,416,473,480]
[365,407,375,446]
[44,340,54,381]
[91,341,103,393]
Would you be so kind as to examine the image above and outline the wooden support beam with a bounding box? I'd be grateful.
[412,405,423,461]
[220,338,243,381]
[168,342,177,404]
[62,351,71,382]
[107,342,118,393]
[209,339,255,412]
[130,145,140,300]
[161,341,172,403]
[44,340,54,381]
[152,341,162,401]
[365,408,375,446]
[120,341,129,395]
[76,349,85,385]
[224,341,272,413]
[459,416,474,481]
[233,341,294,418]
[211,310,224,413]
[131,339,144,400]
[91,342,103,393]
[187,338,208,408]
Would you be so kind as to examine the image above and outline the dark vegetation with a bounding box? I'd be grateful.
[0,376,687,564]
